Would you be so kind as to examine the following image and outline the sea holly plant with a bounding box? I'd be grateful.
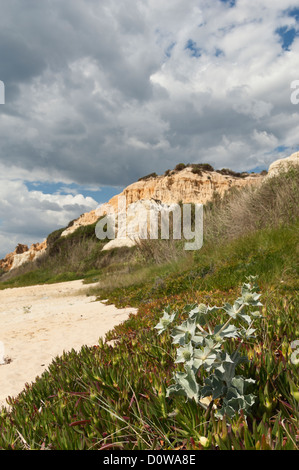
[154,276,263,419]
[290,340,299,366]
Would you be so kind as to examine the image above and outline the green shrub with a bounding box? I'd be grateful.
[204,166,299,243]
[138,172,158,181]
[193,163,214,172]
[191,166,202,176]
[174,163,186,171]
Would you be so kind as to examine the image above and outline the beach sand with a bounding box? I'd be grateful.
[0,280,137,408]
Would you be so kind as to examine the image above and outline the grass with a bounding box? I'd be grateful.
[89,222,298,308]
[1,166,298,292]
[0,221,137,289]
[0,281,297,450]
[0,167,298,450]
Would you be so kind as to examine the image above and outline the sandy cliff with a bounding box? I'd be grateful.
[60,210,100,238]
[0,241,47,272]
[1,152,298,272]
[97,167,263,250]
[0,167,265,272]
[99,167,262,214]
[267,151,299,177]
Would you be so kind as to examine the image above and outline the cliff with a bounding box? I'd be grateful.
[1,153,298,273]
[267,151,299,177]
[100,166,262,214]
[0,241,47,272]
[97,167,264,250]
[60,210,100,238]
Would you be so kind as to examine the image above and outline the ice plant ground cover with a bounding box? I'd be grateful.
[0,168,298,450]
[0,277,297,450]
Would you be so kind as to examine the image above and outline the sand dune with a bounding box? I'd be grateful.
[0,280,137,408]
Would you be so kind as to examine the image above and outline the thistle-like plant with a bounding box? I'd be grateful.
[154,276,263,419]
[290,340,299,366]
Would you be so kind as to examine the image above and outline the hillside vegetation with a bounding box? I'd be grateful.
[0,167,298,450]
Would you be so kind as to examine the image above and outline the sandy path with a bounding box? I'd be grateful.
[0,280,137,408]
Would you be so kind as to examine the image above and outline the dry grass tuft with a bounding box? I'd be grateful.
[203,166,299,243]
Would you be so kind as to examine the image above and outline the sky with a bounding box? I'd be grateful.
[0,0,299,258]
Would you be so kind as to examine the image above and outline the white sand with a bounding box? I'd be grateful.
[0,280,137,408]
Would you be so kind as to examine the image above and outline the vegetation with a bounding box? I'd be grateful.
[174,162,215,174]
[191,163,215,173]
[155,277,264,418]
[138,172,158,182]
[0,167,298,450]
[121,160,261,185]
[216,168,247,177]
[174,163,186,171]
[0,220,137,289]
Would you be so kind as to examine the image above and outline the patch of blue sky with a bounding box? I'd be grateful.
[276,26,298,51]
[262,145,292,158]
[215,48,224,57]
[263,145,299,161]
[185,39,202,58]
[273,145,290,153]
[24,181,121,205]
[288,7,299,22]
[276,8,299,51]
[219,0,236,7]
[248,165,268,173]
[251,146,298,173]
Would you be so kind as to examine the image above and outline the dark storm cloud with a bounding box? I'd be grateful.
[0,0,164,185]
[0,0,298,187]
[0,32,46,101]
[0,0,299,257]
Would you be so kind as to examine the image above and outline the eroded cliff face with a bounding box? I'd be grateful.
[0,241,47,272]
[55,168,263,240]
[267,151,299,177]
[99,167,263,214]
[1,153,297,273]
[0,168,264,272]
[96,167,264,250]
[60,210,99,238]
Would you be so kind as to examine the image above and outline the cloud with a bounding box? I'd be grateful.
[0,2,298,180]
[0,178,98,258]
[0,0,299,256]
